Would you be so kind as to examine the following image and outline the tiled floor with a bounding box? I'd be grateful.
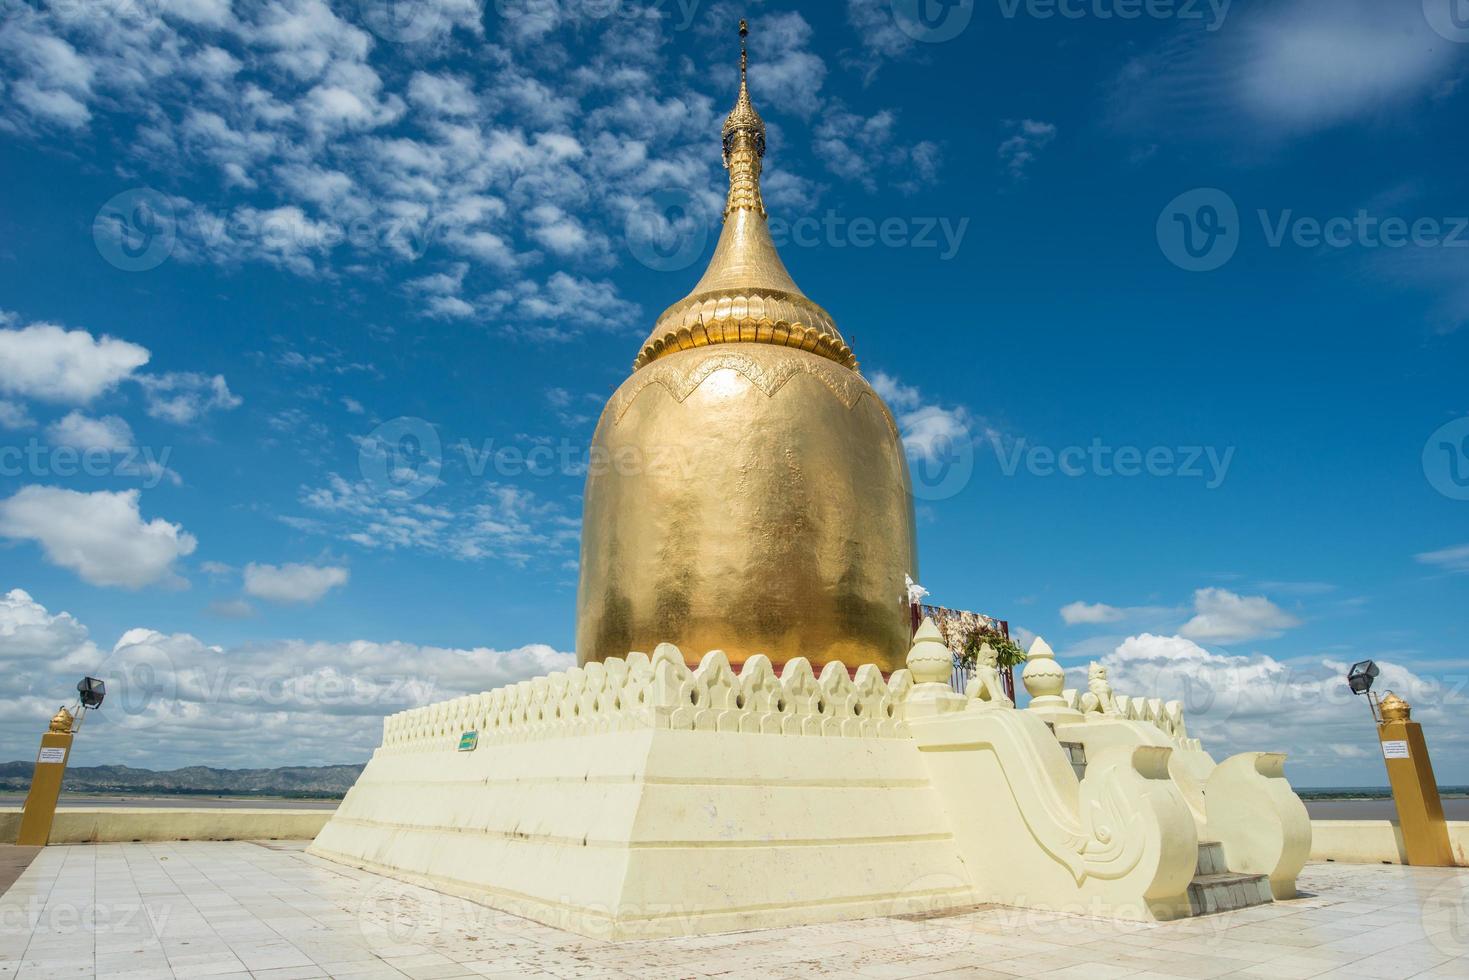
[1,842,1465,979]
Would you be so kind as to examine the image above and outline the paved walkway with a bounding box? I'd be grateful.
[1,841,1466,979]
[0,846,40,899]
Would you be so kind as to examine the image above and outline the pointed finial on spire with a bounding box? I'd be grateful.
[722,18,766,218]
[739,18,748,83]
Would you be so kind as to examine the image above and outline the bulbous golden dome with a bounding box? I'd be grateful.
[576,23,917,675]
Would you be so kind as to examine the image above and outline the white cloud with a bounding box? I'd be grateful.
[479,272,640,337]
[0,590,572,769]
[0,321,149,403]
[1090,632,1468,782]
[0,400,34,430]
[1060,601,1124,625]
[0,487,197,589]
[1109,1,1461,140]
[45,411,134,451]
[298,474,577,565]
[998,119,1056,179]
[868,370,993,465]
[1178,587,1301,644]
[243,562,350,604]
[136,372,242,424]
[1416,544,1469,574]
[0,588,99,663]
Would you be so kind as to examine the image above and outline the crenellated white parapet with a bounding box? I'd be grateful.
[380,646,913,754]
[1061,662,1199,751]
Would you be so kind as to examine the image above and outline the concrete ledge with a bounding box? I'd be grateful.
[1,808,332,844]
[1309,819,1468,866]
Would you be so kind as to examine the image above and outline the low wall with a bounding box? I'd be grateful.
[1,808,332,844]
[1309,819,1468,866]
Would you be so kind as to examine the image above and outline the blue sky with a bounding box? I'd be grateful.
[0,0,1466,781]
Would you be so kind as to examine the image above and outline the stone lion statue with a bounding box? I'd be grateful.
[964,641,1013,708]
[1079,662,1118,715]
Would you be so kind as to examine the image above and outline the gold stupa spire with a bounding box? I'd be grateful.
[722,20,766,217]
[632,20,857,372]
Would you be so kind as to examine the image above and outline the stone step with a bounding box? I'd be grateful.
[1187,872,1274,916]
[1196,840,1227,876]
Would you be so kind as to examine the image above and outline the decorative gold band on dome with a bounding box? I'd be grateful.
[635,288,856,371]
[631,20,858,374]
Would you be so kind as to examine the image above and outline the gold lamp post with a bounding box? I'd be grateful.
[1374,692,1456,867]
[1348,660,1456,867]
[16,678,105,847]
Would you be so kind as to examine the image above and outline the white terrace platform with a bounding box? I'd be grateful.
[1,841,1465,980]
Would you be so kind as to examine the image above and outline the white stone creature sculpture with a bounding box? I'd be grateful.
[1080,662,1119,716]
[964,641,1013,708]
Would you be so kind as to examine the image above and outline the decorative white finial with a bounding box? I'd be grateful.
[903,617,967,718]
[906,617,950,686]
[1022,635,1082,725]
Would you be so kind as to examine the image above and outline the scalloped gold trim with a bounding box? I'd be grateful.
[608,346,897,441]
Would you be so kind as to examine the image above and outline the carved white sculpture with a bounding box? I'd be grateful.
[964,641,1013,708]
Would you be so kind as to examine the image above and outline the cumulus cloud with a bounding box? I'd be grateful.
[1060,601,1124,625]
[45,411,134,451]
[1089,631,1468,781]
[136,372,243,424]
[0,320,149,403]
[0,487,197,589]
[0,590,572,769]
[0,400,35,430]
[869,370,995,466]
[243,562,350,603]
[1178,587,1301,644]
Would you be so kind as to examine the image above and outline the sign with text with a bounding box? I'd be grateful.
[37,747,67,764]
[458,731,479,752]
[1381,739,1410,760]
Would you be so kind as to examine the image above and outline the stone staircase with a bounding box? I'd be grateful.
[1187,841,1273,915]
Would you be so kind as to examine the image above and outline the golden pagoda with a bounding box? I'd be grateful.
[576,22,918,674]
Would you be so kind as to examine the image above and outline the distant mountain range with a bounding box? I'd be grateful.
[0,761,365,798]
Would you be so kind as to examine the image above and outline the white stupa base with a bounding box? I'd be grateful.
[311,726,973,939]
[310,641,1310,939]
